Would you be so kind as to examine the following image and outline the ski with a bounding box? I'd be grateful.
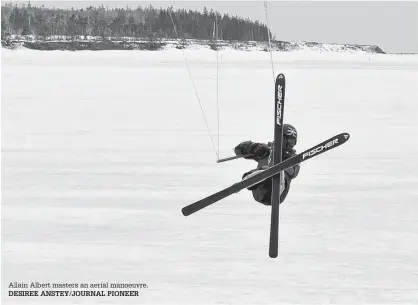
[269,73,285,258]
[182,132,350,216]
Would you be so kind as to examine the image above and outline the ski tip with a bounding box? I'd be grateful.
[277,74,285,80]
[342,133,350,141]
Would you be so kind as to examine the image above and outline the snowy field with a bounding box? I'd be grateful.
[2,48,418,304]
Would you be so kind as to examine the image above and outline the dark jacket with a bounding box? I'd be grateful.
[239,142,300,205]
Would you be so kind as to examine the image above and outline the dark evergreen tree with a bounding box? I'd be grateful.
[1,2,272,42]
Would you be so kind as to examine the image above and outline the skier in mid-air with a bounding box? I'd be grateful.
[234,123,300,205]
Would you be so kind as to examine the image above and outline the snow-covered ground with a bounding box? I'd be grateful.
[2,48,418,304]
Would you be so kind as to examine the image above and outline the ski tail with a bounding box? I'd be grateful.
[181,133,350,217]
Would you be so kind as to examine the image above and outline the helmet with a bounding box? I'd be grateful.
[283,123,297,149]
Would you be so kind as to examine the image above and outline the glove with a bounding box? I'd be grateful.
[234,141,270,160]
[234,141,254,159]
[253,144,270,160]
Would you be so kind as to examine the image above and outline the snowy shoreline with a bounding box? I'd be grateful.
[2,35,388,54]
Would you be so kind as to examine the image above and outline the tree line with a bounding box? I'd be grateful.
[1,2,273,42]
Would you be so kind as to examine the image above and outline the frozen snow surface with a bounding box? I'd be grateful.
[2,48,418,304]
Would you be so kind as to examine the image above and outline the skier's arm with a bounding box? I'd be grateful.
[279,150,301,203]
[283,148,300,179]
[234,141,270,160]
[284,163,300,179]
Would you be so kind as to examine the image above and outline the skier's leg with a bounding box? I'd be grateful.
[251,175,287,206]
[242,169,266,190]
[251,179,272,205]
[243,168,287,205]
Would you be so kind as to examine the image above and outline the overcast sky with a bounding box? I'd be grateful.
[14,1,418,53]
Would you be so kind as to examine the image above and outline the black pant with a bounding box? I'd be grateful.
[250,179,272,205]
[249,176,289,206]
